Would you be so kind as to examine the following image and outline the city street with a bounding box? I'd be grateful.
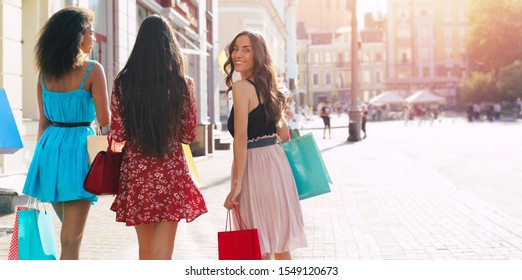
[1,115,521,261]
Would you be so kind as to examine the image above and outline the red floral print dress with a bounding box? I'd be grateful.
[109,77,207,226]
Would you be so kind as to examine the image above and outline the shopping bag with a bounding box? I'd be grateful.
[7,206,28,260]
[0,88,23,154]
[182,144,200,184]
[87,135,107,165]
[18,206,57,260]
[217,205,262,260]
[280,130,332,200]
[84,136,123,195]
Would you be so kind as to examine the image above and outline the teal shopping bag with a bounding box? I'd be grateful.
[0,88,23,154]
[18,208,57,260]
[280,130,332,200]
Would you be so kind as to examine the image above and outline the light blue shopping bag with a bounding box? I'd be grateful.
[280,130,332,200]
[0,88,23,154]
[18,207,57,260]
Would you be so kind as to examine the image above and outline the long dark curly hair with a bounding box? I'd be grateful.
[35,7,94,79]
[114,14,187,157]
[223,30,286,124]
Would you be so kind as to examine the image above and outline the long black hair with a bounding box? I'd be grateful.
[114,14,188,157]
[223,30,286,124]
[35,7,94,79]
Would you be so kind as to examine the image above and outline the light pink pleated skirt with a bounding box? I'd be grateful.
[235,138,308,256]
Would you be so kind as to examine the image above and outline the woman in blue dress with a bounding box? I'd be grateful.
[22,7,110,259]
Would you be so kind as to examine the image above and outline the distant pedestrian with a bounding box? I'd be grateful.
[109,14,207,260]
[466,103,473,122]
[516,97,522,118]
[22,7,110,260]
[223,30,307,260]
[493,103,501,120]
[321,100,332,139]
[403,105,411,126]
[473,103,481,121]
[361,106,368,138]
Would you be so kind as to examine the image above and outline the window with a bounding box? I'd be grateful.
[399,48,411,63]
[375,71,381,83]
[363,70,371,84]
[398,28,410,38]
[337,72,345,87]
[325,72,332,85]
[325,52,331,63]
[459,27,466,40]
[313,73,319,85]
[444,11,452,23]
[423,67,430,77]
[421,48,431,60]
[445,48,452,59]
[444,27,452,39]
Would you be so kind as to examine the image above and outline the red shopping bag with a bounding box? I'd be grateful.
[217,205,262,260]
[7,206,28,260]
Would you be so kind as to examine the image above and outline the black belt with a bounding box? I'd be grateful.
[50,122,91,127]
[247,137,277,149]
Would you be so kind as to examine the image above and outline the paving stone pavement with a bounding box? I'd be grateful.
[1,116,522,260]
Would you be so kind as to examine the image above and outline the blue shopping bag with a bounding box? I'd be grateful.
[18,207,57,260]
[0,88,23,154]
[280,130,332,200]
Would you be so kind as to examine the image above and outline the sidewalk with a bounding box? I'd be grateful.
[1,119,522,260]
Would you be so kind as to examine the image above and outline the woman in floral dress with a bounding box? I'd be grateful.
[109,14,207,260]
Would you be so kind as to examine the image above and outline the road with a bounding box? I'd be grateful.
[309,115,522,221]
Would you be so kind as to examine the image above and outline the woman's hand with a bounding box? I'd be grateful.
[224,184,241,210]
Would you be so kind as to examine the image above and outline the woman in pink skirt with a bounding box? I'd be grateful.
[223,30,307,260]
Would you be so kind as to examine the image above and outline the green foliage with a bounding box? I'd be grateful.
[462,0,522,103]
[467,0,522,73]
[497,60,522,99]
[459,71,502,103]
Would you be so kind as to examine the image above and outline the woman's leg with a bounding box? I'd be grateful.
[59,200,91,260]
[134,223,154,260]
[151,221,178,260]
[52,202,64,222]
[274,251,292,260]
[135,221,178,260]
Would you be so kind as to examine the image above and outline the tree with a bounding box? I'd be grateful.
[497,60,522,100]
[467,0,522,74]
[459,71,503,103]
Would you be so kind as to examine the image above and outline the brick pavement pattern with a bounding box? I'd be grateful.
[1,116,522,260]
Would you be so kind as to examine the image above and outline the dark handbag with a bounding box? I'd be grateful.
[280,129,332,200]
[83,136,123,195]
[217,205,262,260]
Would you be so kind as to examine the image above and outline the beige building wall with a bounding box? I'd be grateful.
[296,0,351,31]
[387,0,468,106]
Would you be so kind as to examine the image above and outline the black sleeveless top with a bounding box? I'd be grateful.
[227,80,277,140]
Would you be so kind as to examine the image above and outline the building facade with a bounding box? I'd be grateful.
[386,0,469,107]
[295,0,354,111]
[359,12,387,102]
[0,0,218,174]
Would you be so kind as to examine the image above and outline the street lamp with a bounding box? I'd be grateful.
[347,0,361,142]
